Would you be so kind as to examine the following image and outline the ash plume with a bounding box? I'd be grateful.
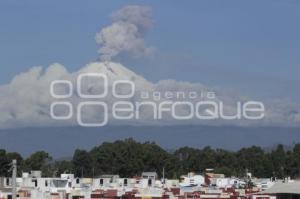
[95,5,154,62]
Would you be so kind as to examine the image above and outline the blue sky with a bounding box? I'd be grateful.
[0,0,300,100]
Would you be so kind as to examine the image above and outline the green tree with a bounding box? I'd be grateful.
[72,149,92,177]
[89,138,178,178]
[54,161,74,176]
[0,149,10,177]
[23,151,52,172]
[236,146,271,177]
[270,144,286,178]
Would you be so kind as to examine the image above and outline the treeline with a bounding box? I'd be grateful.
[1,138,300,179]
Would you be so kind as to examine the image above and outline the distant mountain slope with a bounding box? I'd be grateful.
[0,125,299,158]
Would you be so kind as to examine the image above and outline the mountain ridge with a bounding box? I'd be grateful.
[0,125,299,158]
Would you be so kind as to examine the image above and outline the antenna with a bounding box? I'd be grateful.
[12,159,17,199]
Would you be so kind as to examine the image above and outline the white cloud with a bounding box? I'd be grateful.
[0,61,299,129]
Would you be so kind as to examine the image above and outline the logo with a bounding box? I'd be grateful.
[50,73,265,127]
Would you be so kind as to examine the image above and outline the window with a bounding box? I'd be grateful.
[32,179,38,187]
[148,179,152,186]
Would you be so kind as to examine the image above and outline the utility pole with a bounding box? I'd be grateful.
[12,159,17,199]
[162,167,165,185]
[92,167,95,179]
[92,167,95,184]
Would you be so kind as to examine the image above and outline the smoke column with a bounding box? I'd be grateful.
[95,5,153,62]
